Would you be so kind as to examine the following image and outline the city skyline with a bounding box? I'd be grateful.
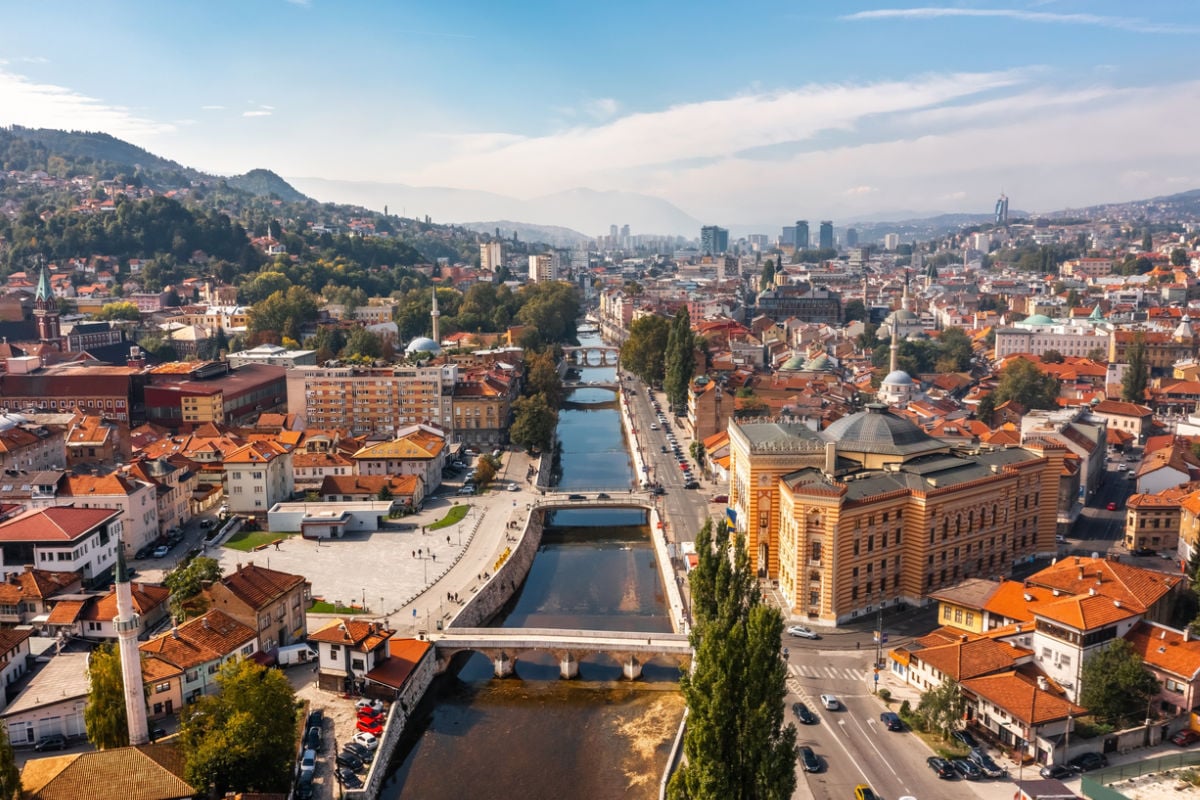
[1,1,1199,227]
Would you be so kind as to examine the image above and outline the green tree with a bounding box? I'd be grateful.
[510,394,557,452]
[934,327,974,373]
[526,350,563,407]
[344,327,383,360]
[664,307,695,413]
[1042,349,1065,364]
[84,643,130,749]
[93,300,142,321]
[987,357,1060,412]
[1142,230,1153,252]
[759,259,776,291]
[0,722,20,799]
[842,298,868,323]
[1122,334,1149,402]
[247,286,318,339]
[163,556,223,621]
[620,315,672,386]
[474,457,497,487]
[1086,346,1107,362]
[669,520,796,800]
[1065,288,1081,308]
[377,484,393,501]
[179,658,297,795]
[1171,248,1188,267]
[1079,640,1160,726]
[915,679,966,739]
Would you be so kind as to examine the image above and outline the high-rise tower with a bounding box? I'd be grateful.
[112,543,149,745]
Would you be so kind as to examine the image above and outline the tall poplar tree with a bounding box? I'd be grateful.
[84,643,130,750]
[669,521,797,800]
[1122,334,1149,403]
[0,721,20,799]
[664,307,695,414]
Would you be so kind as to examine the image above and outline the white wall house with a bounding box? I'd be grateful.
[57,473,159,557]
[0,507,121,586]
[223,440,294,514]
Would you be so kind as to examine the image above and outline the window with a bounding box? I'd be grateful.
[811,541,822,562]
[954,609,963,623]
[943,606,952,620]
[965,613,974,627]
[154,682,170,693]
[809,591,820,606]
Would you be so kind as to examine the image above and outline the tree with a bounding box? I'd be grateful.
[759,259,776,291]
[1086,346,1107,362]
[1065,288,1081,308]
[664,308,696,413]
[669,520,796,800]
[474,457,497,487]
[84,643,129,750]
[988,357,1060,412]
[915,679,966,739]
[842,298,868,323]
[0,722,19,799]
[1042,349,1065,364]
[526,350,563,407]
[934,327,974,373]
[377,485,393,501]
[1122,334,1149,402]
[343,327,383,360]
[1171,248,1188,267]
[510,394,557,453]
[1079,640,1160,726]
[94,301,142,321]
[179,658,297,795]
[163,556,223,621]
[1142,230,1153,252]
[620,315,671,386]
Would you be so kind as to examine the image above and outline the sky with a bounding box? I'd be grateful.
[1,1,1199,229]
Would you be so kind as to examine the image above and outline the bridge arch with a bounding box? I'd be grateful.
[432,630,691,681]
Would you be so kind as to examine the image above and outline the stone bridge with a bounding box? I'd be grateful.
[563,345,620,366]
[430,627,692,679]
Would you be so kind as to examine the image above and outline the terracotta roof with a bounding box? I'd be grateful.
[308,618,393,651]
[0,569,80,604]
[928,578,1001,610]
[1027,556,1179,615]
[45,600,86,626]
[84,582,170,621]
[140,655,183,683]
[960,670,1085,726]
[1126,621,1200,680]
[318,474,421,497]
[139,610,256,670]
[982,581,1058,624]
[914,637,1031,681]
[1092,400,1154,418]
[351,430,446,461]
[1034,592,1141,629]
[20,743,195,800]
[224,439,290,465]
[215,563,306,612]
[365,637,432,689]
[0,507,119,542]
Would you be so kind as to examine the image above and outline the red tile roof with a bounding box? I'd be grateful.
[0,507,119,542]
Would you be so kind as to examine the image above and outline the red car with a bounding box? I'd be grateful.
[357,708,382,722]
[1106,502,1118,511]
[1172,728,1200,746]
[356,718,383,736]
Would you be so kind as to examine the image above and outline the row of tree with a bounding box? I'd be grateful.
[619,307,699,413]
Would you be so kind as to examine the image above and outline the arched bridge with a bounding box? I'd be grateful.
[430,627,692,680]
[532,493,654,511]
[563,345,620,366]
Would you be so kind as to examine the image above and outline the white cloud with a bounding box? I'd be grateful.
[201,105,225,111]
[243,110,272,118]
[583,97,619,120]
[843,185,878,195]
[0,67,173,139]
[841,8,1200,35]
[405,70,1028,193]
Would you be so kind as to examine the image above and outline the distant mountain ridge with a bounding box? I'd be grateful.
[459,220,590,247]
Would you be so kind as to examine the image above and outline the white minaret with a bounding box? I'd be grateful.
[113,543,149,745]
[430,288,441,344]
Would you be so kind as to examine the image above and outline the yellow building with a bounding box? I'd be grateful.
[1125,490,1184,553]
[728,404,1062,625]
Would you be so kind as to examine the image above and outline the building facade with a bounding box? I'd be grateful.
[286,363,457,437]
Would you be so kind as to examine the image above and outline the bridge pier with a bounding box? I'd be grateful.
[493,652,515,678]
[622,655,642,681]
[558,652,579,680]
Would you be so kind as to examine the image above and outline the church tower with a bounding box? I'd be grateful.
[33,262,61,348]
[113,543,149,745]
[430,288,441,344]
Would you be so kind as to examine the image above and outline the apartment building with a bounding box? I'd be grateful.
[286,363,457,437]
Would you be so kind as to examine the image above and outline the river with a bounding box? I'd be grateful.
[382,334,684,800]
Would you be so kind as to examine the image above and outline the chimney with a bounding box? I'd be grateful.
[1078,567,1085,580]
[1089,587,1097,596]
[1095,570,1103,584]
[824,441,837,475]
[200,580,213,591]
[1037,676,1049,691]
[1186,628,1192,642]
[1114,600,1122,608]
[1023,593,1034,602]
[1161,629,1168,639]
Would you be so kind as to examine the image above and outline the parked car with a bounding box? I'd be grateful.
[1106,501,1118,511]
[336,767,363,789]
[819,694,838,710]
[152,545,170,558]
[355,698,384,714]
[457,486,476,496]
[33,733,68,752]
[684,480,700,489]
[969,748,1005,777]
[952,758,982,780]
[304,726,322,752]
[1132,547,1156,557]
[356,718,383,736]
[926,756,956,779]
[951,729,979,749]
[306,708,324,729]
[1067,752,1108,772]
[787,625,820,640]
[1172,728,1200,746]
[294,774,314,800]
[879,711,903,731]
[507,483,519,492]
[791,701,817,725]
[596,493,610,499]
[1039,763,1073,780]
[353,731,379,750]
[135,545,153,560]
[336,750,363,771]
[299,749,316,778]
[798,745,821,773]
[710,494,728,504]
[343,740,375,763]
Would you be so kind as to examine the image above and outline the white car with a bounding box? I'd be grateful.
[819,694,838,710]
[300,748,316,776]
[507,483,519,492]
[787,625,820,640]
[353,731,379,750]
[355,698,384,714]
[649,423,659,430]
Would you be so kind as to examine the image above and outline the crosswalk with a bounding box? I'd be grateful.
[789,664,872,682]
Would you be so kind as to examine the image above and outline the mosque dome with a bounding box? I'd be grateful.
[822,404,942,456]
[405,336,442,355]
[780,353,806,371]
[1022,313,1055,326]
[882,370,914,386]
[803,354,831,371]
[890,309,918,322]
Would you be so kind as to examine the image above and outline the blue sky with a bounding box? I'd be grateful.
[1,1,1199,227]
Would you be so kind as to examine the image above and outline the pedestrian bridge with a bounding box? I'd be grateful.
[429,627,692,679]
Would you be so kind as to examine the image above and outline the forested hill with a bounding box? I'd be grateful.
[226,169,308,203]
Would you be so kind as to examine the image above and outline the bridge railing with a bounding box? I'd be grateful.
[436,626,689,643]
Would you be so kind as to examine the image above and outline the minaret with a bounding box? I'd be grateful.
[889,334,898,374]
[113,543,149,745]
[430,288,441,344]
[33,261,61,348]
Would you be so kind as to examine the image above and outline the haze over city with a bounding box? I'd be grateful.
[2,1,1199,230]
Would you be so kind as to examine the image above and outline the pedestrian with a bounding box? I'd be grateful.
[432,553,436,562]
[856,641,860,650]
[447,535,451,544]
[412,550,415,558]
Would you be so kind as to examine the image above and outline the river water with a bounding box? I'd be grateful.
[383,336,684,800]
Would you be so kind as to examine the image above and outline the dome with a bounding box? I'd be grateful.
[882,370,913,386]
[780,354,806,371]
[890,309,918,321]
[1022,314,1055,326]
[821,404,943,456]
[803,354,831,371]
[405,336,442,355]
